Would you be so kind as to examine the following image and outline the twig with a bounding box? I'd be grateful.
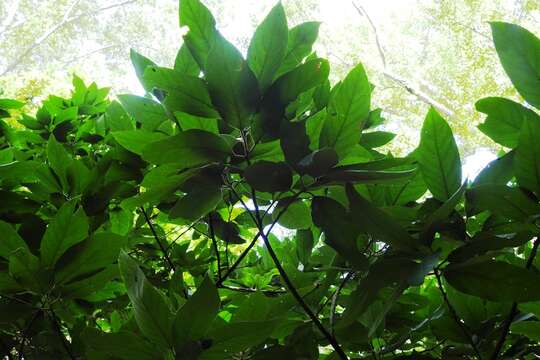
[490,238,540,360]
[435,271,482,359]
[17,310,41,359]
[219,284,286,296]
[351,1,453,117]
[140,207,176,274]
[330,272,355,336]
[216,190,302,287]
[48,310,75,360]
[249,189,349,360]
[208,214,221,282]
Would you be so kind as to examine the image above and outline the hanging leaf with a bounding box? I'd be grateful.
[515,117,540,194]
[243,161,292,193]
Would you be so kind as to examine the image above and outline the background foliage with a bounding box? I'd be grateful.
[1,0,540,359]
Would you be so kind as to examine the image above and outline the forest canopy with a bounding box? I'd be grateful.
[1,0,540,359]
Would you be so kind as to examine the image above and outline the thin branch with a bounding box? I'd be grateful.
[219,284,286,296]
[352,1,453,117]
[216,190,302,287]
[1,0,137,76]
[48,310,75,360]
[61,44,117,65]
[140,207,176,274]
[208,214,222,282]
[330,272,355,336]
[435,271,482,359]
[17,310,41,360]
[249,189,349,360]
[351,2,386,68]
[490,238,540,360]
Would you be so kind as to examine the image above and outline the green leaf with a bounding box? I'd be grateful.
[130,49,157,92]
[179,0,218,68]
[311,196,367,270]
[297,148,338,177]
[0,220,30,260]
[47,135,72,191]
[118,251,173,350]
[118,94,168,132]
[296,229,314,265]
[112,130,167,155]
[476,97,539,148]
[320,64,372,159]
[515,116,540,194]
[173,276,220,348]
[420,182,467,244]
[359,131,396,149]
[0,98,24,110]
[466,184,540,221]
[40,200,89,268]
[473,150,514,186]
[174,44,200,77]
[175,111,218,133]
[169,183,222,222]
[273,198,312,230]
[444,259,540,302]
[276,21,320,78]
[417,107,462,201]
[206,37,260,129]
[243,161,292,193]
[448,231,531,263]
[316,168,416,186]
[55,232,126,284]
[141,129,230,167]
[511,322,540,342]
[143,66,219,118]
[346,184,418,251]
[491,22,540,109]
[247,2,288,91]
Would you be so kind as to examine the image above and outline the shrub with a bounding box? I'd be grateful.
[0,1,539,359]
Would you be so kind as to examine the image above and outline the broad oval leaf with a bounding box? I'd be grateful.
[491,22,540,109]
[444,259,540,302]
[476,97,539,148]
[417,107,462,201]
[247,3,288,92]
[515,117,540,194]
[243,161,292,193]
[118,251,173,350]
[40,199,89,269]
[206,37,260,129]
[141,129,231,167]
[319,63,371,159]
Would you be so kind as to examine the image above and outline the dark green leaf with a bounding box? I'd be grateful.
[206,37,260,129]
[346,184,419,251]
[118,251,173,349]
[515,116,540,194]
[173,276,220,347]
[0,220,30,260]
[244,161,292,193]
[40,200,89,268]
[444,259,540,302]
[466,184,540,221]
[112,130,166,155]
[141,129,230,167]
[247,3,288,91]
